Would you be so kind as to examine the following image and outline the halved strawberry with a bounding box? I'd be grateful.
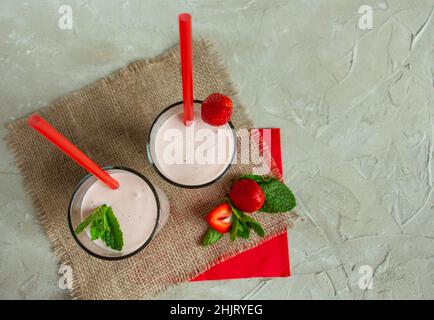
[206,203,233,233]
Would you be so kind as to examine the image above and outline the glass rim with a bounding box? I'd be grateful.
[67,166,161,261]
[147,100,237,189]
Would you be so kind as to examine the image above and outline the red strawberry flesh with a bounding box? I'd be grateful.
[207,203,233,233]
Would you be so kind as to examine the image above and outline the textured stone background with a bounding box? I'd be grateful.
[1,0,433,299]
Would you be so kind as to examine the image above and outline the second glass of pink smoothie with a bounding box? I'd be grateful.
[148,100,236,188]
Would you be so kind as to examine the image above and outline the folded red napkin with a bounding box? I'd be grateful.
[192,128,290,281]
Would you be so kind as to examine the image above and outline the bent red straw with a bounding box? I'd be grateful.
[178,13,194,125]
[28,114,119,190]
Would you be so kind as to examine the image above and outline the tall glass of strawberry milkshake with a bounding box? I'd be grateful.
[147,99,236,188]
[68,167,170,260]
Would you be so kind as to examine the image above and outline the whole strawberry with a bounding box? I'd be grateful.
[229,179,265,213]
[201,93,233,126]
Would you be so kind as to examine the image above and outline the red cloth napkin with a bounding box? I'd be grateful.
[192,128,290,281]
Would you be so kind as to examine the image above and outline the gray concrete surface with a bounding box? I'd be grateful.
[1,0,434,299]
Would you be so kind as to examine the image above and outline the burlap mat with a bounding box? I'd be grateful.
[6,39,296,300]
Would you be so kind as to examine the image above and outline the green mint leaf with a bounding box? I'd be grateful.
[90,225,99,240]
[237,220,250,239]
[101,230,115,250]
[230,214,239,241]
[258,178,296,213]
[104,206,124,251]
[237,212,265,237]
[229,200,262,239]
[246,220,265,237]
[229,204,242,220]
[238,174,273,183]
[202,228,223,246]
[74,204,124,251]
[74,205,107,235]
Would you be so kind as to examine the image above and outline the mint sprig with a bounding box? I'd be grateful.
[238,174,273,184]
[201,201,265,246]
[75,205,124,251]
[201,174,297,247]
[240,214,265,237]
[259,178,296,213]
[237,220,251,239]
[229,201,264,240]
[202,228,223,246]
[230,214,239,241]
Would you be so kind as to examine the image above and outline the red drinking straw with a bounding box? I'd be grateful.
[28,115,119,190]
[178,13,194,125]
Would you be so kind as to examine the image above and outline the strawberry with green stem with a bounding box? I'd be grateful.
[202,174,296,246]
